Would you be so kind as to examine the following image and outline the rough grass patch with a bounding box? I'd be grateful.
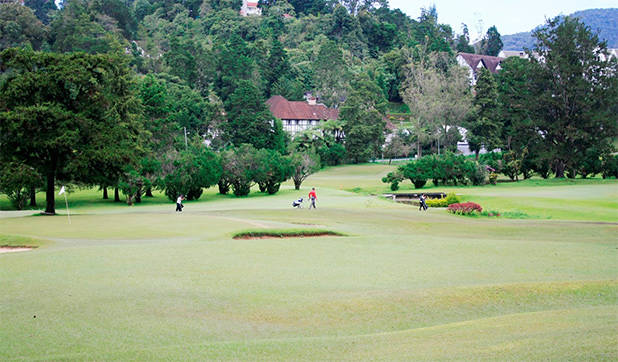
[233,229,346,239]
[0,234,46,248]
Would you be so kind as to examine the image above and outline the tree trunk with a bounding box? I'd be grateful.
[114,187,120,202]
[103,186,108,199]
[554,160,566,178]
[294,179,301,190]
[45,169,55,215]
[145,187,153,197]
[29,186,36,207]
[475,150,480,160]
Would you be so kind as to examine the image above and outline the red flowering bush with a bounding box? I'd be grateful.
[447,202,483,215]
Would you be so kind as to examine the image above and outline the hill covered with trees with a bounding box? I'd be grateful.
[502,8,618,50]
[1,0,617,213]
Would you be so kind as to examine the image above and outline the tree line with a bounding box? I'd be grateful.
[1,1,616,212]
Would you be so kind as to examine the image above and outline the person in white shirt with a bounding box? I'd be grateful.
[176,194,185,212]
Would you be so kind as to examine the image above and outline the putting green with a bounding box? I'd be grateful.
[0,164,616,359]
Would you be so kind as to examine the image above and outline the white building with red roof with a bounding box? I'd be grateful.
[240,0,261,16]
[266,95,339,135]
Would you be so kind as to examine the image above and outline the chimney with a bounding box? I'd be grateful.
[307,97,317,105]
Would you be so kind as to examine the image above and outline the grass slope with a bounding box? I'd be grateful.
[0,164,616,360]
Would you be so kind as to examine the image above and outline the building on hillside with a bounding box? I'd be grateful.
[266,95,339,136]
[498,50,529,59]
[240,0,261,16]
[456,52,504,85]
[601,48,618,61]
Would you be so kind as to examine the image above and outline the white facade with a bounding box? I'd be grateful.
[240,0,261,16]
[282,119,321,135]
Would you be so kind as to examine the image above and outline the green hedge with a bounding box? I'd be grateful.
[425,193,460,207]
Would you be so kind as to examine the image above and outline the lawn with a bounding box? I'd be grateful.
[0,164,616,360]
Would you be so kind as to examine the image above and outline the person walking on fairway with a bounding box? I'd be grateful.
[176,194,185,212]
[308,187,317,209]
[419,194,427,211]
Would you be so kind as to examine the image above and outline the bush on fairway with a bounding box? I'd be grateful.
[447,202,483,215]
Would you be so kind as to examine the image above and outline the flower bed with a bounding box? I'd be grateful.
[447,202,483,215]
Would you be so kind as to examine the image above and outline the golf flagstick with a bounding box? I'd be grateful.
[58,186,71,225]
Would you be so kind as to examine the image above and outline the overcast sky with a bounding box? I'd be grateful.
[388,0,618,40]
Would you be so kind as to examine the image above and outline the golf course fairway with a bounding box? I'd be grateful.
[1,164,616,360]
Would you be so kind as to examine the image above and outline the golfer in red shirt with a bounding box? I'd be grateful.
[308,187,317,209]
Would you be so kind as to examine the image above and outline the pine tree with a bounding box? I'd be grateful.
[467,68,502,159]
[529,16,618,177]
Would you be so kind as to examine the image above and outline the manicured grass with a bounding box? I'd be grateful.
[0,163,616,360]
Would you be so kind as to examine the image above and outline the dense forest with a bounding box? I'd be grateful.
[1,0,617,213]
[502,8,618,50]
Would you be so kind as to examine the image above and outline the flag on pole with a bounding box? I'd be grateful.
[58,186,71,224]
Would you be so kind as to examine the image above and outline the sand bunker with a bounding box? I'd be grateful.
[0,246,34,253]
[233,231,344,240]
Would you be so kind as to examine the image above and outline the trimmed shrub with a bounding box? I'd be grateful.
[445,192,460,205]
[468,162,488,185]
[478,152,504,174]
[401,156,432,189]
[425,198,447,207]
[162,147,221,201]
[447,202,482,215]
[488,172,498,184]
[381,170,404,191]
[425,193,460,207]
[253,149,293,195]
[0,162,42,210]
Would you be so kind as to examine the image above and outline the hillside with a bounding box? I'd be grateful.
[502,8,618,50]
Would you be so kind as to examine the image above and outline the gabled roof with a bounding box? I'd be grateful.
[266,95,339,121]
[457,53,504,74]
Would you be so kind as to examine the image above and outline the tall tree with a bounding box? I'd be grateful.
[480,26,503,56]
[529,16,617,177]
[0,3,48,51]
[0,49,143,214]
[223,80,286,152]
[49,0,123,54]
[25,0,57,24]
[263,37,292,97]
[496,57,546,178]
[341,74,387,163]
[312,40,348,106]
[401,52,472,156]
[214,34,257,103]
[455,23,474,53]
[467,68,501,158]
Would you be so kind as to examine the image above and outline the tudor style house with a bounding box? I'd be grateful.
[266,95,339,136]
[456,52,504,85]
[240,0,261,16]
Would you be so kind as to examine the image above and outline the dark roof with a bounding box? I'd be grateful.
[457,53,504,73]
[266,95,339,121]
